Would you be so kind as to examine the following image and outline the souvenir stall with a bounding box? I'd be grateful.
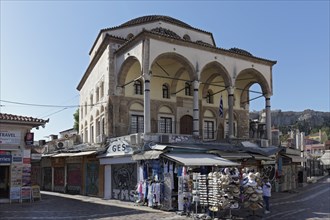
[240,169,264,217]
[132,151,241,215]
[133,151,166,209]
[160,153,241,219]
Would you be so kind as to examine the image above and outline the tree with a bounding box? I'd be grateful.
[73,108,79,132]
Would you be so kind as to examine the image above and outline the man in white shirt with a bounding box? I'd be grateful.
[262,178,272,214]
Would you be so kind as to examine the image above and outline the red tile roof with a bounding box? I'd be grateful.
[0,113,49,125]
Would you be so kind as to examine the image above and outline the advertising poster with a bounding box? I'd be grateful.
[21,186,31,201]
[23,149,31,164]
[22,164,31,187]
[11,164,22,187]
[10,186,21,201]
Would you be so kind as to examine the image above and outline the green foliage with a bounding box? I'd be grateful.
[73,108,79,132]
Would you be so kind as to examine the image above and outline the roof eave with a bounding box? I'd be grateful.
[116,30,277,66]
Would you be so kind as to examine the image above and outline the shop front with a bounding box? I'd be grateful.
[132,149,250,218]
[278,148,306,192]
[0,155,11,200]
[66,156,82,194]
[85,161,100,196]
[0,114,48,203]
[51,155,67,193]
[41,155,53,191]
[99,137,137,201]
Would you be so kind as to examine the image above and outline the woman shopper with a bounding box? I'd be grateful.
[262,178,272,214]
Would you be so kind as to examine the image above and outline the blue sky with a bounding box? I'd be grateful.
[1,1,329,141]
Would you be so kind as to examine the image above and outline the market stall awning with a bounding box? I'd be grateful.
[209,150,252,160]
[250,154,274,161]
[132,150,163,160]
[162,153,240,167]
[283,154,307,163]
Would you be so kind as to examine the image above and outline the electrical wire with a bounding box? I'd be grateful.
[0,99,106,108]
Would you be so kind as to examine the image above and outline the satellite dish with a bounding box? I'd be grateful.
[57,142,64,149]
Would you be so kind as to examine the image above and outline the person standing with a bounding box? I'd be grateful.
[262,178,272,214]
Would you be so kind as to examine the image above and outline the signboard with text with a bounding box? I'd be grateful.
[105,139,133,156]
[0,154,12,164]
[0,130,21,145]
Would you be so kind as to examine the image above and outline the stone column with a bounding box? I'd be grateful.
[265,93,272,145]
[143,72,151,133]
[193,80,200,137]
[227,86,234,138]
[142,39,151,134]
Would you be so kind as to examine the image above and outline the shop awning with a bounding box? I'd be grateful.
[209,150,252,160]
[283,154,307,163]
[51,151,96,158]
[51,153,73,157]
[70,151,96,157]
[132,150,163,160]
[162,153,240,167]
[250,154,274,161]
[42,153,57,157]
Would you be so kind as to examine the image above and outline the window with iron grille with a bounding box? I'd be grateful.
[185,82,192,96]
[134,80,143,95]
[206,90,214,104]
[204,120,214,139]
[159,117,172,133]
[162,84,170,99]
[131,115,144,133]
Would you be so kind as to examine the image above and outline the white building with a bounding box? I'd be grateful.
[77,15,276,145]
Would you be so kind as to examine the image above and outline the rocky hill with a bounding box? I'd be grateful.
[250,109,330,129]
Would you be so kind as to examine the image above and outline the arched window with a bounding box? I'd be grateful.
[134,79,143,95]
[126,33,134,40]
[96,87,100,102]
[206,90,214,104]
[162,84,170,99]
[80,107,83,120]
[100,81,104,98]
[185,82,192,96]
[183,34,191,41]
[90,94,93,109]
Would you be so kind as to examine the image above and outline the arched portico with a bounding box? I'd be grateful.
[235,68,273,144]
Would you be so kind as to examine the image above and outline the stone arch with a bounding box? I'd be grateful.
[159,105,174,114]
[203,109,216,118]
[150,52,196,96]
[200,61,232,97]
[117,56,142,93]
[128,100,144,111]
[236,68,271,109]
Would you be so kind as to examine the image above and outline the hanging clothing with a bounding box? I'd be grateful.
[139,164,144,181]
[155,182,161,204]
[163,160,169,173]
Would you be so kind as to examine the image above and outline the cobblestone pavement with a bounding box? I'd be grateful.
[0,175,328,220]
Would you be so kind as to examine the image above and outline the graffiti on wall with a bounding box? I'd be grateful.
[86,162,99,195]
[112,163,137,201]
